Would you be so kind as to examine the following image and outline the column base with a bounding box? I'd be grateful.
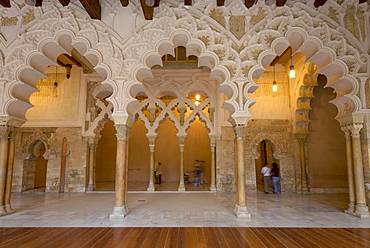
[301,188,310,194]
[354,205,370,218]
[233,204,251,218]
[344,203,355,214]
[147,184,155,191]
[87,184,95,191]
[109,205,129,219]
[178,183,185,191]
[5,204,14,213]
[0,205,5,215]
[210,184,217,191]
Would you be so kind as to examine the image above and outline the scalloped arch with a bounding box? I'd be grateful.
[255,27,361,122]
[5,29,111,121]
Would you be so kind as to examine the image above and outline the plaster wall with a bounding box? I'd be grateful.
[249,68,291,120]
[307,76,348,191]
[95,120,117,182]
[24,66,86,127]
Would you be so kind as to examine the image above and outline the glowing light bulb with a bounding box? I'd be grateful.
[289,65,296,79]
[195,101,200,106]
[195,94,201,101]
[272,81,278,92]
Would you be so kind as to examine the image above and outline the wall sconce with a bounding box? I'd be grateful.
[65,64,72,79]
[272,66,278,92]
[289,48,295,79]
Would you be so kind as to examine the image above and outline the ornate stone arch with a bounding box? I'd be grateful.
[1,2,122,121]
[252,25,365,132]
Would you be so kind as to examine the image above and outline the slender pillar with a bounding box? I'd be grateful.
[348,123,370,217]
[341,126,355,213]
[147,136,156,191]
[210,137,217,191]
[178,136,186,191]
[110,124,130,218]
[4,127,16,212]
[59,137,67,193]
[0,125,9,215]
[87,136,99,191]
[294,134,309,194]
[233,125,251,218]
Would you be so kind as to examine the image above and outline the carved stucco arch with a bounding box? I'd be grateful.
[123,28,232,125]
[22,130,58,160]
[2,6,120,121]
[246,133,283,161]
[251,26,364,133]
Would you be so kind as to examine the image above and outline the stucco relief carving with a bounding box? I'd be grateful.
[0,0,367,124]
[21,129,58,159]
[136,71,216,137]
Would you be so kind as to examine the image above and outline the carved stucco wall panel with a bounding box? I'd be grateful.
[244,119,296,192]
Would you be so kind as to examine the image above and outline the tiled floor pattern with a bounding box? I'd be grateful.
[1,189,370,228]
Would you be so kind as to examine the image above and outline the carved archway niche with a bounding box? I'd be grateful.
[22,139,48,192]
[245,123,293,191]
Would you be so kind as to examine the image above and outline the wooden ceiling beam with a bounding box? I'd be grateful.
[359,0,367,3]
[35,0,43,7]
[58,0,70,7]
[245,0,255,8]
[184,0,192,5]
[314,0,327,7]
[0,0,10,8]
[140,0,154,20]
[79,0,101,19]
[154,0,160,7]
[276,0,287,7]
[120,0,129,6]
[217,0,225,6]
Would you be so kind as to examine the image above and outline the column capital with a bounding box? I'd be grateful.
[233,124,245,140]
[115,124,131,141]
[8,126,18,142]
[341,125,352,140]
[146,135,157,152]
[294,133,308,144]
[0,125,9,141]
[345,123,363,138]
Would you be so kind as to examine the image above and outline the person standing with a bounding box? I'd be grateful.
[270,162,280,194]
[261,163,271,194]
[155,162,162,185]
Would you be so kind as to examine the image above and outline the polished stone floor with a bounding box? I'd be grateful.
[1,184,370,228]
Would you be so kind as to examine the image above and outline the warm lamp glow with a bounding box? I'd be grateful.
[195,101,200,106]
[289,65,296,78]
[272,81,278,92]
[195,94,201,101]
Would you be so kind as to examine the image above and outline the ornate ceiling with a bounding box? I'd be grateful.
[0,0,368,20]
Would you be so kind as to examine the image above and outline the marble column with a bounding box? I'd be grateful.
[178,136,186,191]
[294,133,309,194]
[87,136,99,191]
[341,126,355,213]
[210,137,217,191]
[110,124,130,219]
[348,123,370,217]
[4,127,16,212]
[233,125,251,218]
[0,125,9,215]
[147,136,156,191]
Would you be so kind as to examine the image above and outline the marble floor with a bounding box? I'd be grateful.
[1,187,370,228]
